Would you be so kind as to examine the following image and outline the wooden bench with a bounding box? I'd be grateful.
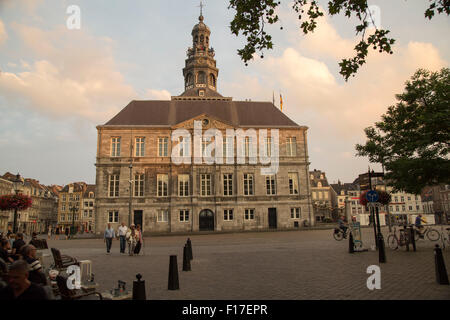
[50,248,78,270]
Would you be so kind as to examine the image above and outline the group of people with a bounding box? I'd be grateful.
[104,222,144,256]
[0,232,50,299]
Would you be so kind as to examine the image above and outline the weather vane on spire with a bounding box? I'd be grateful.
[198,0,205,16]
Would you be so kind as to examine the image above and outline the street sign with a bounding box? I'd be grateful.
[366,190,379,203]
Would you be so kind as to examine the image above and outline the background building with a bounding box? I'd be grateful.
[309,170,336,222]
[0,177,13,233]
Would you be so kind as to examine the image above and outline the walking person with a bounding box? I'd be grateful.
[117,222,128,254]
[47,228,52,241]
[134,225,143,255]
[104,223,115,254]
[126,224,137,256]
[54,227,59,240]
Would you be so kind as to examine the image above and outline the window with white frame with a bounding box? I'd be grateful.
[158,137,169,157]
[157,174,168,197]
[243,174,254,196]
[290,208,300,219]
[62,204,65,212]
[62,195,66,202]
[223,174,233,196]
[266,137,272,157]
[179,137,190,157]
[179,209,189,222]
[109,175,119,197]
[134,173,145,197]
[200,174,211,196]
[111,137,121,157]
[223,136,233,158]
[135,137,145,157]
[178,175,189,197]
[89,210,93,218]
[245,209,255,220]
[266,175,276,195]
[202,137,209,157]
[108,211,119,223]
[60,214,65,221]
[224,209,233,221]
[286,137,297,156]
[244,137,251,157]
[158,210,169,222]
[84,210,88,218]
[288,173,299,195]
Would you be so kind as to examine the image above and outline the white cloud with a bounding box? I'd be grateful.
[143,89,171,100]
[0,19,7,45]
[0,23,139,123]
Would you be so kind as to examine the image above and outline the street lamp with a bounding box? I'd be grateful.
[12,173,24,234]
[69,201,78,237]
[129,163,133,227]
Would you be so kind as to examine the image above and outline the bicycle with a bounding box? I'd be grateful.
[387,225,410,250]
[412,225,440,242]
[333,227,348,241]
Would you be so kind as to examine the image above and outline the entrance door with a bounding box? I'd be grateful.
[268,208,277,229]
[199,209,214,231]
[134,210,143,231]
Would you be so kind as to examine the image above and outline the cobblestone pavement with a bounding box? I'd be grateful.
[41,226,450,300]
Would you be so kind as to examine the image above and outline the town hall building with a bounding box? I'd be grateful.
[94,13,314,234]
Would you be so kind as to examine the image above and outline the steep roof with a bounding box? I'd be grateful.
[102,100,300,128]
[309,170,330,188]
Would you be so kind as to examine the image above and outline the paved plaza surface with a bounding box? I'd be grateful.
[41,227,450,300]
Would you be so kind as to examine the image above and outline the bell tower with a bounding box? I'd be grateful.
[178,5,223,99]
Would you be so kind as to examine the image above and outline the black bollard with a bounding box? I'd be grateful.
[187,238,193,260]
[348,231,354,253]
[132,273,146,300]
[168,255,180,290]
[434,244,450,285]
[182,244,191,271]
[378,233,386,263]
[410,227,416,252]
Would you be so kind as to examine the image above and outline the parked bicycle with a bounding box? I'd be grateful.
[387,225,411,250]
[413,225,440,242]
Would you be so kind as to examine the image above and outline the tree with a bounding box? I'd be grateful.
[355,68,450,195]
[228,0,449,81]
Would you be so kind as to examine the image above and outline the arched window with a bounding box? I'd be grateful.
[200,35,204,44]
[206,36,209,45]
[209,74,216,87]
[194,35,198,45]
[197,71,206,84]
[185,73,193,86]
[317,182,322,188]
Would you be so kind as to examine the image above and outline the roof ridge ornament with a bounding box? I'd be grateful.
[198,0,205,19]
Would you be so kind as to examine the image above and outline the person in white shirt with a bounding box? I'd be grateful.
[126,224,138,256]
[117,222,128,254]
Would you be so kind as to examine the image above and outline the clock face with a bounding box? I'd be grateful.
[202,119,209,126]
[198,58,205,64]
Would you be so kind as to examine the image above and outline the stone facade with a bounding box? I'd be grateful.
[0,178,13,233]
[309,170,336,222]
[94,123,313,234]
[57,182,95,233]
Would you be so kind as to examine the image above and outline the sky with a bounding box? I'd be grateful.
[0,0,448,187]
